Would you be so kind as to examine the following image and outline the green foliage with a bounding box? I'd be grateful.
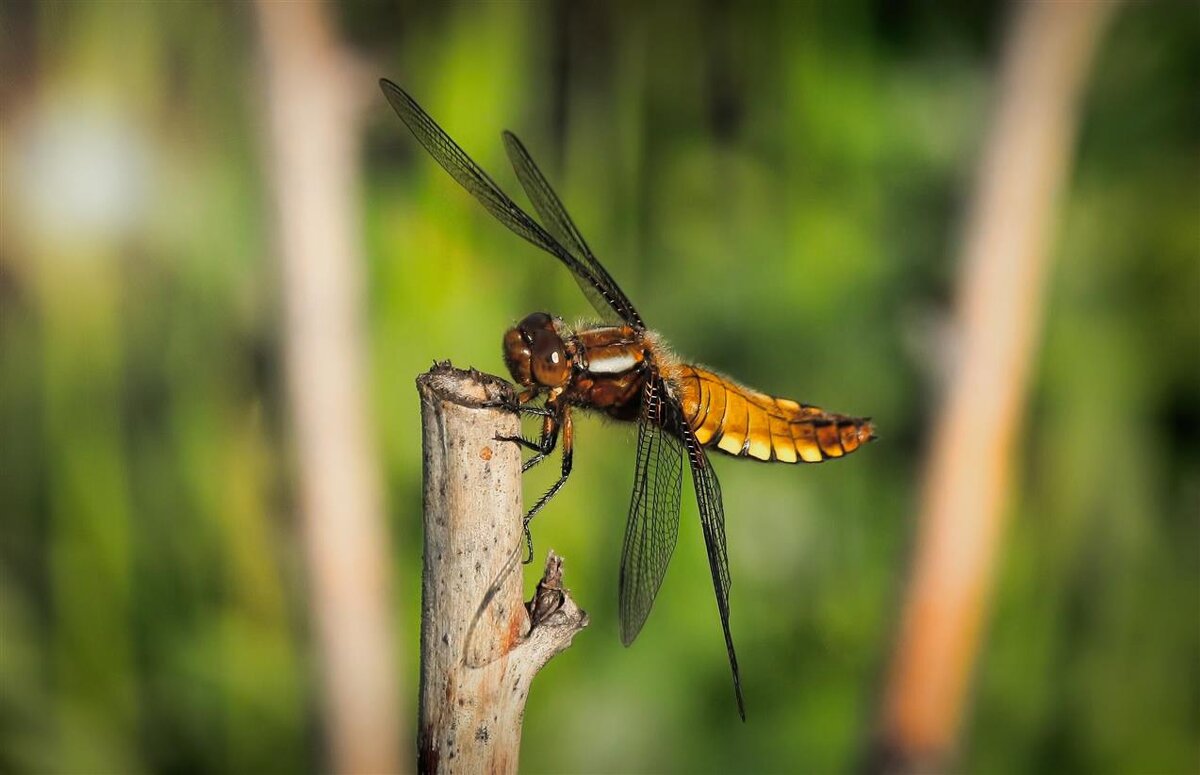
[1,2,1195,772]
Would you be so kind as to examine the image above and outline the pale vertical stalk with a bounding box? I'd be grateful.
[875,1,1119,770]
[416,364,587,775]
[253,3,403,772]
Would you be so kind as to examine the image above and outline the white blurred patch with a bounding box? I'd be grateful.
[12,95,152,247]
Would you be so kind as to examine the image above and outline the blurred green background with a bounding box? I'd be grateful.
[1,1,1197,773]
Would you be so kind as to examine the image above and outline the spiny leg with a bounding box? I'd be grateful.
[496,410,559,472]
[483,387,554,419]
[496,404,572,561]
[521,410,573,562]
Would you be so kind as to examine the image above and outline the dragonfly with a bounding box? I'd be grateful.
[381,78,875,719]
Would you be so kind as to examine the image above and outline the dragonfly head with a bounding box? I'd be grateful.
[503,312,571,390]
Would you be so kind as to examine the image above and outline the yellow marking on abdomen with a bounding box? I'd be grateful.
[673,365,875,464]
[717,390,749,455]
[769,415,797,463]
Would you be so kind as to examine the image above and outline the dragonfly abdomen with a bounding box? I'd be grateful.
[673,365,874,463]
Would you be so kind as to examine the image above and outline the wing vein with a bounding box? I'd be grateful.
[380,79,641,327]
[618,374,683,645]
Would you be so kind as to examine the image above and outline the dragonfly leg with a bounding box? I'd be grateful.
[493,401,554,420]
[484,386,554,417]
[516,404,555,419]
[496,411,559,472]
[521,411,573,563]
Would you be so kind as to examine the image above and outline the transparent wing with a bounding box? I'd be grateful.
[680,419,746,720]
[501,131,643,329]
[379,79,631,325]
[618,375,684,645]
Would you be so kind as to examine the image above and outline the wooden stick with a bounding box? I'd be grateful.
[871,2,1119,771]
[252,3,404,772]
[417,363,588,775]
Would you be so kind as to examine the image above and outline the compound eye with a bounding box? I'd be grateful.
[502,327,534,386]
[518,312,552,347]
[521,312,553,330]
[530,331,569,385]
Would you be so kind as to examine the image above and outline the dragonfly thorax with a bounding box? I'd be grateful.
[502,311,573,390]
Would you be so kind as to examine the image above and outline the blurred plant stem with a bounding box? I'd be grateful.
[39,253,137,772]
[253,3,405,773]
[872,1,1121,771]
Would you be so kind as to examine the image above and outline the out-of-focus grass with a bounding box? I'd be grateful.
[1,2,1195,773]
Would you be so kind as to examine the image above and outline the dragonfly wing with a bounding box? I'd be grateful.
[680,418,746,720]
[380,79,632,325]
[618,374,684,645]
[502,131,643,329]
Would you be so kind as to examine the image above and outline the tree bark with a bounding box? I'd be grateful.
[870,2,1120,772]
[417,363,588,775]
